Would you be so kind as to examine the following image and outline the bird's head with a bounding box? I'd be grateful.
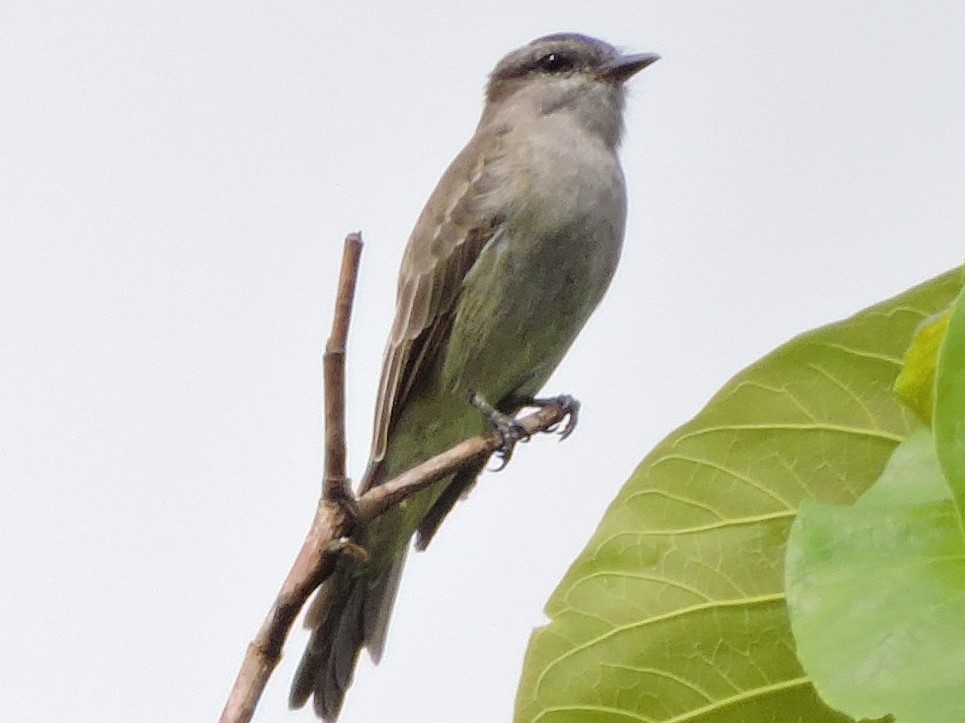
[484,33,659,148]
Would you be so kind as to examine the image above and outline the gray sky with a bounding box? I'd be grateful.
[2,2,964,722]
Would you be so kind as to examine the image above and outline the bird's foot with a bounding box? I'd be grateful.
[470,392,530,470]
[526,394,581,440]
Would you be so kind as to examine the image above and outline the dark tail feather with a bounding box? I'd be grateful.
[289,555,406,721]
[289,572,364,720]
[361,554,406,663]
[416,459,486,550]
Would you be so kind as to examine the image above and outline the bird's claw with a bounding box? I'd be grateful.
[529,394,580,440]
[470,392,530,470]
[469,392,580,470]
[491,419,530,470]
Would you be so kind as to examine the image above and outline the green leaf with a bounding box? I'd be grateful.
[893,310,950,424]
[514,268,962,723]
[935,285,965,527]
[785,430,965,723]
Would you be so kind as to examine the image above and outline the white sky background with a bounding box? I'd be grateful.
[2,2,964,722]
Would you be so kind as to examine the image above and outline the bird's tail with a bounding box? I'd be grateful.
[289,552,406,721]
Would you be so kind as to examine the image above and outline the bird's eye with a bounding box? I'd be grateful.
[536,52,574,73]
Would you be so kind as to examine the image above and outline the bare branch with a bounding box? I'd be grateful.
[357,401,570,521]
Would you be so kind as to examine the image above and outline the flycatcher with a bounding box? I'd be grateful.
[290,33,658,720]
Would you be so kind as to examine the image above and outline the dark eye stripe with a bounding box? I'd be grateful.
[536,52,575,74]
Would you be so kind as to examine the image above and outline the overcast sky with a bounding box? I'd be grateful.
[3,3,964,722]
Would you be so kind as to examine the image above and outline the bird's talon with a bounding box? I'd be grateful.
[529,394,581,440]
[470,391,528,468]
[491,450,510,472]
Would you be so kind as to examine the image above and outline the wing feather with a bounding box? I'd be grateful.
[362,132,506,491]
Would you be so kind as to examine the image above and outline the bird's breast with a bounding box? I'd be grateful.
[496,120,627,239]
[440,122,627,403]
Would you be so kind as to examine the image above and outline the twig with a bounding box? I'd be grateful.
[218,235,573,723]
[323,233,362,502]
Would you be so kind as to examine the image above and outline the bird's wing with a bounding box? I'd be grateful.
[361,131,506,492]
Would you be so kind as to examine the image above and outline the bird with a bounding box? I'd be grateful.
[289,32,658,720]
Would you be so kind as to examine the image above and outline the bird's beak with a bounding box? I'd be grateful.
[598,51,660,83]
